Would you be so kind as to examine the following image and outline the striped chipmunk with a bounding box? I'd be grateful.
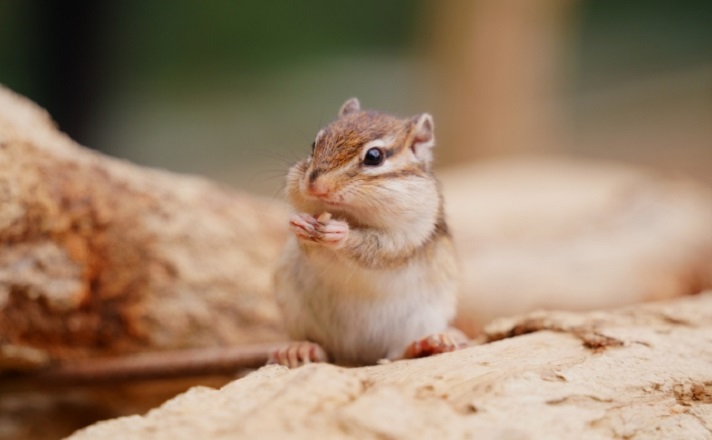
[270,98,466,367]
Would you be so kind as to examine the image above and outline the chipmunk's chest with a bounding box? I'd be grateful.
[300,250,454,364]
[308,246,421,298]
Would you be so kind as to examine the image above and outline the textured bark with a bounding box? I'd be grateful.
[68,292,712,440]
[0,85,288,367]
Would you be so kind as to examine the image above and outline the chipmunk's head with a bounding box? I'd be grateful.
[287,98,440,227]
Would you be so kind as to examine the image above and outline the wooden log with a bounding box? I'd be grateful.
[67,291,712,440]
[0,85,288,366]
[443,158,712,335]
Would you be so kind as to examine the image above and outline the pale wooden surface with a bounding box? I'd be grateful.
[69,292,712,440]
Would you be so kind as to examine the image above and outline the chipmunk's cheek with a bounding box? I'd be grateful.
[323,194,346,208]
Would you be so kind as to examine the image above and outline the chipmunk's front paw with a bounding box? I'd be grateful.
[289,213,319,239]
[401,332,466,359]
[267,341,328,368]
[314,217,348,247]
[289,212,348,247]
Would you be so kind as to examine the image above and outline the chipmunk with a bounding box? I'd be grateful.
[269,98,465,367]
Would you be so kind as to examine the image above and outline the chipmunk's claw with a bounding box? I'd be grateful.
[267,341,328,368]
[402,332,466,359]
[289,213,348,247]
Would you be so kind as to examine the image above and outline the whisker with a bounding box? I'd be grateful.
[270,182,288,201]
[239,148,302,168]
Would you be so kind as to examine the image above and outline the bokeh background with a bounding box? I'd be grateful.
[1,0,711,194]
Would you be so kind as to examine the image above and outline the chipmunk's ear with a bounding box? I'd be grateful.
[410,113,435,163]
[339,97,360,117]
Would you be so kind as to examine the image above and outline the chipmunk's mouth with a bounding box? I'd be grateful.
[306,191,346,207]
[303,193,345,208]
[299,182,349,208]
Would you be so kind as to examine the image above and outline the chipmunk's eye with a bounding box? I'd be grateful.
[363,147,384,166]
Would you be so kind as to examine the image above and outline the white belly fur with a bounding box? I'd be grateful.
[275,239,457,365]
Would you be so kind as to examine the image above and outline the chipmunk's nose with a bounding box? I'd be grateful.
[307,179,329,197]
[306,171,330,197]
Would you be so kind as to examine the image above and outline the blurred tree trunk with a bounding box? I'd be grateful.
[428,0,578,164]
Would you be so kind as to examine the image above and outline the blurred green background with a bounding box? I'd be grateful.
[1,0,710,195]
